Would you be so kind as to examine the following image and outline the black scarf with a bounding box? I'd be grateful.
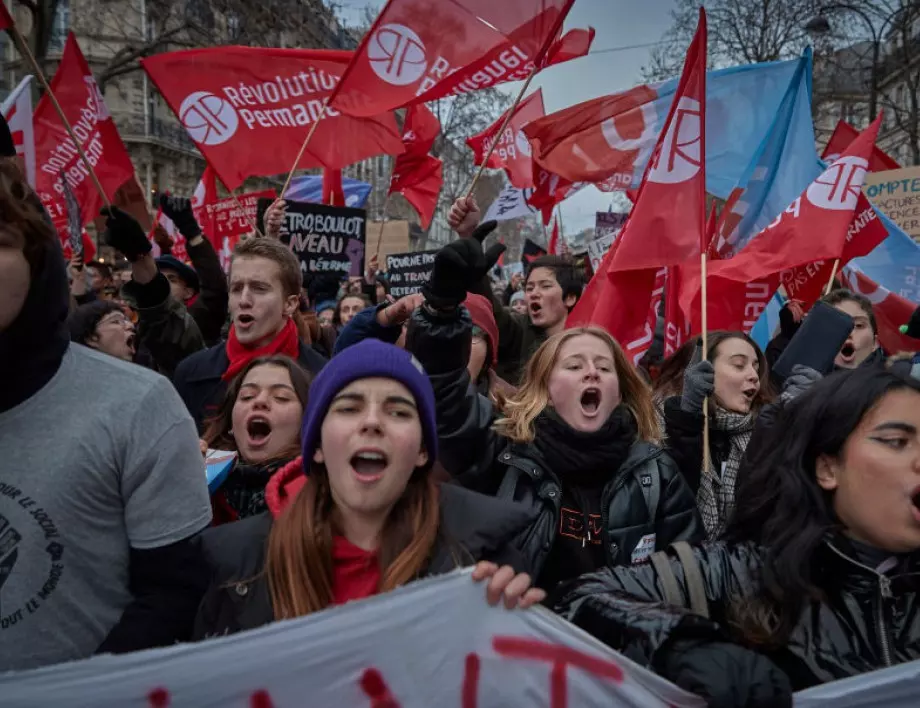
[221,457,294,519]
[532,406,637,485]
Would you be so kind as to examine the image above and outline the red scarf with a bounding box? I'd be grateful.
[222,318,300,382]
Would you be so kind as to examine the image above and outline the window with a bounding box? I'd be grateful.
[227,12,240,41]
[49,0,70,53]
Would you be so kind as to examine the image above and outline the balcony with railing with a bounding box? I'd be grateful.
[114,112,201,155]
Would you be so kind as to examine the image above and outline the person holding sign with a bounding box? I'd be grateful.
[173,238,327,431]
[562,367,920,703]
[190,340,542,638]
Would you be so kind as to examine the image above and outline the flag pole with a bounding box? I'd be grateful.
[701,250,711,478]
[280,98,329,199]
[7,26,111,209]
[464,66,539,199]
[824,258,840,295]
[374,194,392,259]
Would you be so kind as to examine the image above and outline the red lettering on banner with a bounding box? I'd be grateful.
[492,636,625,708]
[360,667,401,708]
[462,652,481,708]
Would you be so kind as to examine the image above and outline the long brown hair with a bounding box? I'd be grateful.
[202,355,312,460]
[494,327,660,443]
[266,462,441,619]
[708,330,775,411]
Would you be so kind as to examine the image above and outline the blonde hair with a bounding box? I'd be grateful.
[493,327,660,443]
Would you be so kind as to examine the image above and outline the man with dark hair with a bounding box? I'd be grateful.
[0,156,211,670]
[448,198,584,383]
[821,288,883,369]
[173,236,327,429]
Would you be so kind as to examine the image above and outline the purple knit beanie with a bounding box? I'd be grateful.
[301,339,438,472]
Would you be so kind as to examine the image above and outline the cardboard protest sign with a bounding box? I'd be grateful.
[0,570,704,707]
[863,166,920,239]
[589,212,628,272]
[257,198,366,277]
[385,250,438,298]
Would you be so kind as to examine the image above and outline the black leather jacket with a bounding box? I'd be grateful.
[559,539,920,691]
[406,307,703,580]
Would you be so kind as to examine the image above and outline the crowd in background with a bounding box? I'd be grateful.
[7,121,920,706]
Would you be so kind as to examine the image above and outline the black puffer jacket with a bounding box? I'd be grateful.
[192,482,537,640]
[406,307,703,584]
[559,538,920,693]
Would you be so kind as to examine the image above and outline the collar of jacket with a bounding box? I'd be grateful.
[821,537,920,595]
[498,439,663,487]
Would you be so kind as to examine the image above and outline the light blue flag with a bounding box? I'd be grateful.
[853,209,920,304]
[285,175,373,208]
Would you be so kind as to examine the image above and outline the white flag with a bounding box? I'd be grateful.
[1,76,36,186]
[483,181,538,222]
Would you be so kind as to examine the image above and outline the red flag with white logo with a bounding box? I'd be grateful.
[566,9,706,360]
[528,165,584,225]
[678,116,883,334]
[822,119,899,170]
[33,33,135,253]
[1,76,36,186]
[328,0,575,117]
[839,266,917,355]
[389,104,443,228]
[466,89,544,189]
[543,27,595,67]
[141,47,404,190]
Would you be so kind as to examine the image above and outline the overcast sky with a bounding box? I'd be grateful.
[334,0,678,234]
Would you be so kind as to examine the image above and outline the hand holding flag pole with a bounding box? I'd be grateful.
[2,18,111,209]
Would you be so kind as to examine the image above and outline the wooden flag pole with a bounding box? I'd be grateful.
[8,26,111,208]
[374,193,392,259]
[701,250,711,479]
[464,65,539,199]
[824,258,840,295]
[280,99,329,199]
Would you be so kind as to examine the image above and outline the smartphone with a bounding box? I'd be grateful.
[772,300,855,381]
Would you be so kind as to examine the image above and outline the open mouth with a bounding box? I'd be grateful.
[529,302,542,317]
[580,388,601,415]
[126,334,136,354]
[742,388,757,402]
[246,416,272,445]
[237,314,256,327]
[351,450,389,482]
[840,343,855,359]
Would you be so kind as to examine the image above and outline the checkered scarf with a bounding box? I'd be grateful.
[697,407,755,540]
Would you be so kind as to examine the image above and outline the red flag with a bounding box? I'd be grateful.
[547,218,559,255]
[839,267,918,355]
[328,0,575,117]
[528,165,583,225]
[663,266,689,358]
[322,168,345,206]
[0,2,14,30]
[191,165,219,239]
[33,33,135,252]
[397,104,440,160]
[823,119,899,171]
[543,27,595,66]
[466,89,544,189]
[389,155,442,228]
[141,47,403,191]
[679,116,884,334]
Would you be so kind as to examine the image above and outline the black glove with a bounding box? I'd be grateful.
[680,360,715,413]
[657,639,792,708]
[470,220,506,272]
[780,364,822,402]
[101,206,151,262]
[901,305,920,339]
[779,303,802,340]
[422,238,487,309]
[158,194,201,239]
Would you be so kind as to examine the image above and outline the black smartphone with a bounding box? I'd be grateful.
[772,300,855,381]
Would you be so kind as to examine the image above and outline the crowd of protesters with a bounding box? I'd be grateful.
[6,116,920,706]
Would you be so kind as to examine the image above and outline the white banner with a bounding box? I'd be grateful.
[0,569,703,707]
[483,182,538,223]
[588,211,629,271]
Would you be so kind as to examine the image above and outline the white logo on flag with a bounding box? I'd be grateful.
[806,156,868,211]
[367,24,427,86]
[647,97,701,185]
[515,130,532,157]
[601,101,658,155]
[179,91,239,146]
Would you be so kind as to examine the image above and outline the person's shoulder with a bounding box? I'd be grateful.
[438,483,536,551]
[69,344,169,395]
[297,339,327,374]
[199,513,273,582]
[174,341,228,382]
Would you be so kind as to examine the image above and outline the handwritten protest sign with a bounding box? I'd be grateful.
[257,198,366,277]
[386,250,438,298]
[589,212,629,271]
[863,166,920,238]
[0,570,703,707]
[202,190,275,270]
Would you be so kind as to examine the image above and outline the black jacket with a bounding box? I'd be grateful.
[186,236,229,347]
[559,539,920,693]
[172,337,327,431]
[406,307,703,585]
[192,483,537,639]
[662,396,738,496]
